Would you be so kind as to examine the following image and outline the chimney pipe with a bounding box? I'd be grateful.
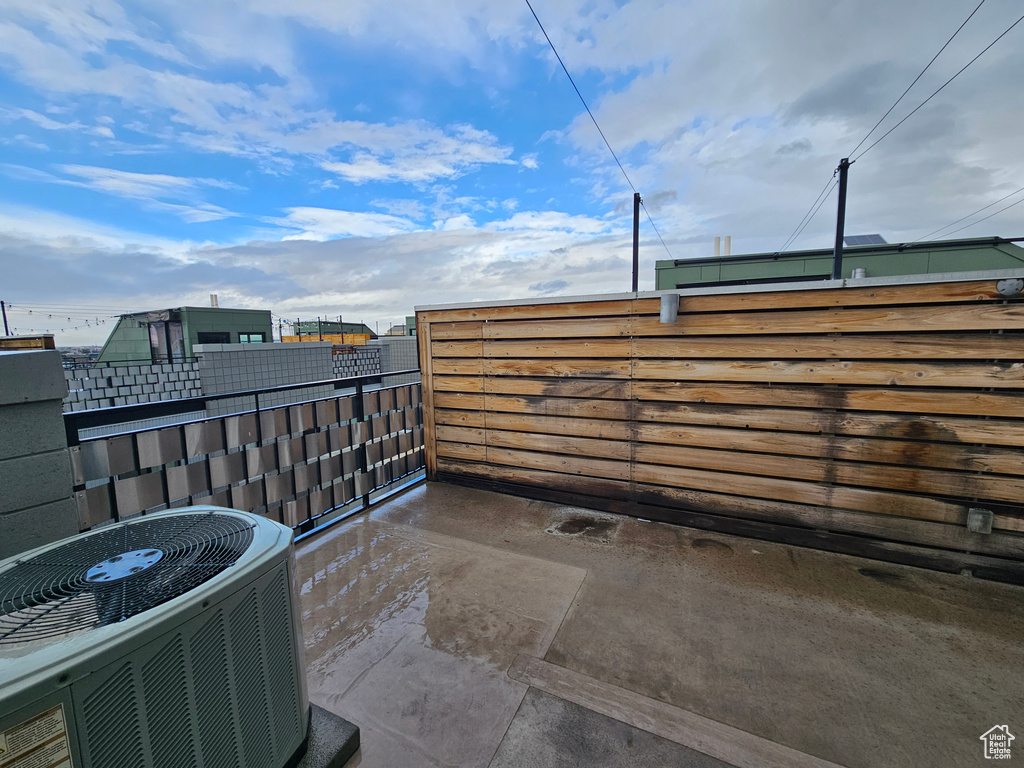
[714,237,721,258]
[210,294,219,308]
[724,236,731,257]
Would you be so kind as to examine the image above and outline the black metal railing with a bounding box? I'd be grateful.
[66,370,424,538]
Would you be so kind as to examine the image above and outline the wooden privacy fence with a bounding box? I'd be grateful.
[417,276,1024,583]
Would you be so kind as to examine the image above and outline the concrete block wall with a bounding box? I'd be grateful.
[0,350,80,559]
[198,342,336,415]
[368,337,420,385]
[63,361,201,411]
[332,346,381,379]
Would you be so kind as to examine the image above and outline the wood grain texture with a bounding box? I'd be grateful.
[420,280,1024,567]
[419,298,634,324]
[635,280,1012,314]
[633,333,1024,360]
[631,381,1024,418]
[633,359,1024,388]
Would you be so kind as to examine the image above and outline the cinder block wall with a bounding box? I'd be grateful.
[332,346,381,379]
[0,350,80,559]
[197,342,337,415]
[63,361,201,411]
[369,337,420,385]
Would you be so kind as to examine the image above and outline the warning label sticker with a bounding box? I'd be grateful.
[0,705,73,768]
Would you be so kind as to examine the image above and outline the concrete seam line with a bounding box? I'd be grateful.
[507,654,847,768]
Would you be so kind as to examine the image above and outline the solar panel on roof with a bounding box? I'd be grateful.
[844,234,887,246]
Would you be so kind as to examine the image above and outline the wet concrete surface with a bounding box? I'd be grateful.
[490,689,734,768]
[296,513,585,766]
[298,482,1024,768]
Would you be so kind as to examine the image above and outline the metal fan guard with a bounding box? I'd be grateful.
[0,512,255,645]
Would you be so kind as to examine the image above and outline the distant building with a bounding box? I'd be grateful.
[655,236,1024,290]
[292,320,376,338]
[97,307,273,363]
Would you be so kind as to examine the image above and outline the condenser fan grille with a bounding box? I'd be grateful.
[0,513,255,645]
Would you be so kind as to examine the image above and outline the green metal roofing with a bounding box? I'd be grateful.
[655,237,1024,290]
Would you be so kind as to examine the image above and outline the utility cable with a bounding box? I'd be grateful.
[777,172,837,253]
[785,179,839,251]
[523,0,674,259]
[914,185,1024,241]
[848,0,986,158]
[853,9,1024,161]
[933,195,1024,239]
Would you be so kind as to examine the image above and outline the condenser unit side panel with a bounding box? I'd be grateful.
[69,559,305,768]
[0,690,81,768]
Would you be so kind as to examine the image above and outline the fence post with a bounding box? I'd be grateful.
[354,379,371,509]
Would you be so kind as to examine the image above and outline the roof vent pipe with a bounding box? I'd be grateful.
[210,294,219,307]
[851,267,867,279]
[660,293,680,324]
[714,237,721,258]
[724,236,731,257]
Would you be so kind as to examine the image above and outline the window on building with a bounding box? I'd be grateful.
[197,331,231,344]
[149,321,184,363]
[239,332,266,344]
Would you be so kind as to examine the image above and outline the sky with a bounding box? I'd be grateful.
[1,0,1023,345]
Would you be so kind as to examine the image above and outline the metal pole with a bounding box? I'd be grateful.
[1,301,8,336]
[317,316,322,341]
[632,192,641,292]
[832,158,852,280]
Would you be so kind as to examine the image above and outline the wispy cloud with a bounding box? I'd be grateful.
[0,164,241,222]
[271,207,419,239]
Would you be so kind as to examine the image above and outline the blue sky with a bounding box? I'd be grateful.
[1,0,1023,344]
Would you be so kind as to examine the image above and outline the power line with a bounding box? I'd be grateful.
[915,185,1024,241]
[786,179,839,251]
[523,0,673,260]
[853,9,1024,161]
[777,172,837,253]
[933,194,1024,239]
[848,0,986,158]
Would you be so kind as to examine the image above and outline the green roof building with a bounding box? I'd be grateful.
[97,306,273,363]
[655,236,1024,290]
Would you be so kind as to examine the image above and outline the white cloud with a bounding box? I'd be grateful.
[273,207,419,239]
[521,153,539,169]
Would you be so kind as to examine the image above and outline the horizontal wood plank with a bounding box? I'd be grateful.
[434,408,486,428]
[634,280,1012,314]
[485,338,632,358]
[436,441,486,461]
[633,303,1024,336]
[631,461,965,524]
[485,358,631,378]
[435,424,485,445]
[419,299,635,324]
[636,401,1024,448]
[636,422,1024,475]
[484,377,631,399]
[485,429,630,461]
[428,321,482,340]
[434,391,485,410]
[432,358,484,376]
[633,443,1024,505]
[432,340,483,357]
[433,375,484,393]
[632,381,1024,418]
[633,359,1024,389]
[487,445,631,481]
[633,333,1023,360]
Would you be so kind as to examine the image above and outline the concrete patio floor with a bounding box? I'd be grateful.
[295,481,1023,768]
